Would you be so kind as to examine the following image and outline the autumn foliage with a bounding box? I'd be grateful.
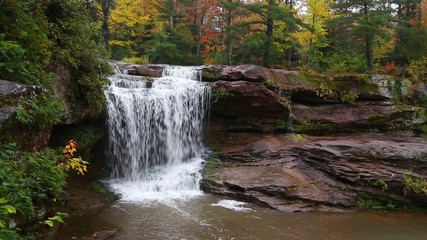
[60,140,89,175]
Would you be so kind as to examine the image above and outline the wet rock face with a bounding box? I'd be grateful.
[211,80,289,119]
[202,133,427,212]
[113,62,426,135]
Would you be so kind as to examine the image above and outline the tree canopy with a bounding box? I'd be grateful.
[88,0,426,74]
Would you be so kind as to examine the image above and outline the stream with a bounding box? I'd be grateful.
[54,65,427,240]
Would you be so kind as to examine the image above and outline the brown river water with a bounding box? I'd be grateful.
[56,194,427,240]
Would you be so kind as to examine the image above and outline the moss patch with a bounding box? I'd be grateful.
[202,151,220,178]
[355,196,397,209]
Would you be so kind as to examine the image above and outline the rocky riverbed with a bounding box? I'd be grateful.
[202,132,427,212]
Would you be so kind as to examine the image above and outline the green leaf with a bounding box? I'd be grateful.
[54,216,64,223]
[44,219,54,227]
[3,205,16,214]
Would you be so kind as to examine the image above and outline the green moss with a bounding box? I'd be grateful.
[294,119,338,134]
[373,179,389,191]
[202,68,220,80]
[202,151,220,178]
[213,90,233,103]
[368,114,389,125]
[0,96,15,108]
[355,196,396,209]
[340,91,358,104]
[91,181,119,200]
[333,74,379,95]
[287,71,333,88]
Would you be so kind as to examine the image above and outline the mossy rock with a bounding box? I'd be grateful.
[228,117,290,133]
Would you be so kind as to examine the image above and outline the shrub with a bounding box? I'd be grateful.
[340,91,358,104]
[0,144,66,220]
[403,171,427,195]
[408,57,427,82]
[122,56,149,65]
[16,94,63,130]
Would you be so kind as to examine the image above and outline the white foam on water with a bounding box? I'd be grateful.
[106,157,205,202]
[211,200,254,212]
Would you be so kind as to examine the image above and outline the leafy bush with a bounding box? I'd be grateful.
[326,52,366,73]
[403,171,427,196]
[16,94,63,130]
[1,0,111,127]
[408,57,427,82]
[0,141,88,239]
[213,90,233,103]
[0,144,66,221]
[122,56,149,65]
[340,91,358,104]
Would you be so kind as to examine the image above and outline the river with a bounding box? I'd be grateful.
[56,194,427,240]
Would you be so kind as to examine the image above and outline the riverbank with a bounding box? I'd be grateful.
[40,173,117,240]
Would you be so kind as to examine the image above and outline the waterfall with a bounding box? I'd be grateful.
[104,65,210,201]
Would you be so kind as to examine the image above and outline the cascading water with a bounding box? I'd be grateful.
[104,65,210,202]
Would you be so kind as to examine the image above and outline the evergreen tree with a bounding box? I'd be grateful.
[330,0,390,71]
[224,0,298,67]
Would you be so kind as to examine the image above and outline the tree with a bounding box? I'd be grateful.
[98,0,115,49]
[330,0,390,71]
[109,0,158,59]
[293,0,331,68]
[392,0,427,64]
[224,0,298,67]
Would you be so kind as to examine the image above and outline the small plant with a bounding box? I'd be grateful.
[403,171,427,195]
[202,151,220,177]
[0,198,16,229]
[384,61,396,74]
[16,94,63,130]
[59,140,89,175]
[42,212,67,227]
[340,91,358,104]
[408,57,427,82]
[316,83,337,99]
[291,134,305,142]
[373,179,389,191]
[213,90,233,103]
[355,197,396,209]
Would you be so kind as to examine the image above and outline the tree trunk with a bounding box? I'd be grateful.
[263,0,274,67]
[364,3,373,71]
[224,0,232,65]
[285,0,294,66]
[101,0,113,50]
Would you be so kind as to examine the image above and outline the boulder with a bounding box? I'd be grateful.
[210,80,290,132]
[0,79,47,97]
[202,132,427,212]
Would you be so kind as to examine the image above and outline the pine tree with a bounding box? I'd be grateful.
[330,0,390,71]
